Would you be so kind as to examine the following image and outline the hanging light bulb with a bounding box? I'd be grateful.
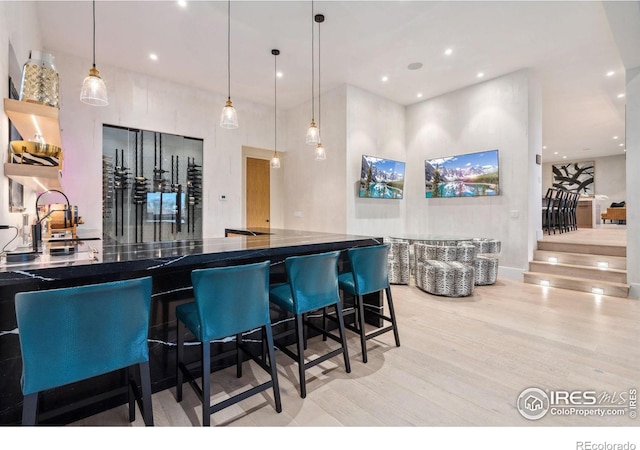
[306,120,319,145]
[305,1,318,145]
[315,141,326,161]
[80,0,108,106]
[270,49,281,169]
[220,0,238,128]
[315,13,326,161]
[220,98,238,129]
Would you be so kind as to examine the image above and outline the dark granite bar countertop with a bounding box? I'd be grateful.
[0,228,383,285]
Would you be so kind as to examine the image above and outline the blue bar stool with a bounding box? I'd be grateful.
[15,277,154,426]
[338,244,400,363]
[269,251,351,398]
[175,261,281,426]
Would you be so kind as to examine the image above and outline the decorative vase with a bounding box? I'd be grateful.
[19,50,60,108]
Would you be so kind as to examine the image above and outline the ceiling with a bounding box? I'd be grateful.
[34,1,636,162]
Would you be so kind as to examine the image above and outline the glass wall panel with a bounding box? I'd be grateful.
[102,125,203,244]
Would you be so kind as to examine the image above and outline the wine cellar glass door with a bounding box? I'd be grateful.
[102,125,203,244]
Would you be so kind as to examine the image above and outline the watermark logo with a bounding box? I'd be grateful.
[517,387,637,421]
[517,387,550,420]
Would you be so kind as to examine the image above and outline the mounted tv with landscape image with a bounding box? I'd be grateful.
[146,192,186,223]
[425,149,500,198]
[359,155,406,199]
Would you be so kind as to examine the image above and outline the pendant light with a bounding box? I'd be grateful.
[305,0,319,145]
[314,14,326,161]
[270,49,281,169]
[80,0,108,106]
[220,0,238,129]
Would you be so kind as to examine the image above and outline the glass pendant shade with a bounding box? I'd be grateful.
[270,155,281,169]
[306,121,319,145]
[80,66,108,106]
[315,142,326,161]
[220,99,239,129]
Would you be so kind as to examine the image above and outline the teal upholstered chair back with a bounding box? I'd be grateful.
[15,277,153,396]
[347,244,390,295]
[285,251,341,314]
[191,261,271,342]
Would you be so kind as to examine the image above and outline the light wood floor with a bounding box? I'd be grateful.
[69,276,639,429]
[541,224,626,246]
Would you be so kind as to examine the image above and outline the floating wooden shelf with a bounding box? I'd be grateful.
[4,98,62,148]
[4,98,64,192]
[4,163,62,191]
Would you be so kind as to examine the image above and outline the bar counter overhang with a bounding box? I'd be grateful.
[0,229,383,425]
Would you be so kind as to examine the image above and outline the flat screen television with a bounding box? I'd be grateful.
[359,155,406,199]
[146,192,186,222]
[425,149,500,198]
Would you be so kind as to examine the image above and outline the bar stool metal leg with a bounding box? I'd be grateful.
[22,393,38,426]
[386,287,401,347]
[264,325,282,413]
[201,341,211,427]
[335,302,352,374]
[356,295,368,363]
[295,314,308,398]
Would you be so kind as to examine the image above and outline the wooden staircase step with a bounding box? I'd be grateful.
[528,261,627,283]
[537,240,626,257]
[523,272,630,298]
[533,250,626,270]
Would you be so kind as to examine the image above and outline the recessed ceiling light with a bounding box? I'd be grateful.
[417,93,423,98]
[563,156,567,159]
[613,136,619,140]
[543,145,547,149]
[444,48,453,56]
[619,143,624,147]
[477,72,484,78]
[177,0,187,7]
[606,71,615,77]
[381,76,389,82]
[149,53,158,61]
[407,62,423,70]
[617,93,625,98]
[276,71,283,78]
[554,151,558,155]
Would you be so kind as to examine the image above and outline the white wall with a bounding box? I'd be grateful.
[346,85,406,238]
[0,2,42,232]
[528,76,543,252]
[626,66,639,298]
[47,51,279,238]
[283,85,347,233]
[405,70,542,275]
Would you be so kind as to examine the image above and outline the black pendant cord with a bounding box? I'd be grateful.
[274,51,277,155]
[317,18,321,136]
[311,0,315,122]
[227,0,231,101]
[92,0,96,69]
